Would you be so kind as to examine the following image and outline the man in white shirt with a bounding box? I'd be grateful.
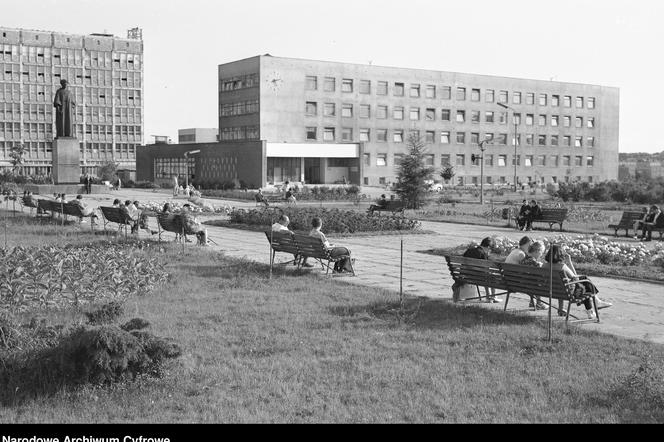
[271,215,291,232]
[504,236,532,264]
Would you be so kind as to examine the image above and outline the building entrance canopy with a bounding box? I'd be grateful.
[266,142,359,158]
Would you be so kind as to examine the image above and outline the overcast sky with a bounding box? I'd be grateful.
[4,0,663,153]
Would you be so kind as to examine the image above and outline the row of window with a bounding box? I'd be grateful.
[153,157,196,179]
[220,73,259,92]
[0,84,142,106]
[305,126,596,147]
[1,65,141,88]
[304,101,597,129]
[304,76,597,109]
[0,47,141,69]
[0,140,139,157]
[365,175,594,186]
[364,152,595,168]
[0,121,141,139]
[220,99,259,117]
[219,125,260,141]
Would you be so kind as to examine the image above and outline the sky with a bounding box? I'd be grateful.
[3,0,663,153]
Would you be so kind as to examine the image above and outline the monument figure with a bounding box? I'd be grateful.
[53,79,76,138]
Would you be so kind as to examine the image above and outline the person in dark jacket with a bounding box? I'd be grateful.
[524,199,542,231]
[461,237,501,303]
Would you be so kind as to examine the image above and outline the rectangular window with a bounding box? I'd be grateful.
[497,133,507,145]
[471,132,480,145]
[305,75,317,90]
[525,155,533,167]
[587,137,595,147]
[575,155,583,166]
[341,127,353,141]
[513,91,522,104]
[425,108,435,121]
[441,131,451,144]
[471,154,480,166]
[512,155,521,166]
[525,114,534,126]
[539,93,547,106]
[456,131,466,144]
[424,154,435,166]
[471,110,480,123]
[456,154,465,166]
[441,86,451,100]
[485,154,494,166]
[377,105,388,119]
[537,155,546,166]
[393,106,404,120]
[425,131,435,143]
[576,96,584,108]
[363,153,370,166]
[538,114,547,126]
[575,136,583,147]
[498,155,507,167]
[305,101,317,116]
[359,104,370,118]
[457,87,466,101]
[563,136,571,146]
[499,112,507,124]
[376,154,387,167]
[425,85,436,98]
[394,82,404,96]
[471,88,480,101]
[377,129,388,142]
[551,115,559,127]
[323,127,335,141]
[550,155,559,167]
[359,79,371,94]
[587,156,594,167]
[359,128,370,142]
[393,154,404,166]
[513,113,521,125]
[588,97,596,109]
[485,111,494,123]
[526,134,534,146]
[587,117,595,128]
[377,81,388,95]
[499,90,508,103]
[551,135,559,146]
[393,130,404,143]
[552,95,560,107]
[323,77,335,92]
[441,154,451,166]
[526,92,535,105]
[538,135,546,146]
[486,89,495,103]
[456,110,465,123]
[409,107,420,120]
[341,78,353,92]
[563,95,572,107]
[323,102,336,117]
[441,109,451,121]
[410,84,420,97]
[306,127,317,140]
[563,115,571,127]
[484,133,494,142]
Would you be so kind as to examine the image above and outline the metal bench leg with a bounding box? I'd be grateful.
[592,296,600,323]
[565,301,572,322]
[503,292,510,311]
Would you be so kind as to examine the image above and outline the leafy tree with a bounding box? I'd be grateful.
[9,144,26,175]
[99,161,119,183]
[395,133,435,209]
[440,164,455,183]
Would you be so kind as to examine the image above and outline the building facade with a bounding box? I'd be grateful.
[218,55,619,187]
[0,26,143,176]
[178,128,218,144]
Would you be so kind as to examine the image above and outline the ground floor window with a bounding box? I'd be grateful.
[267,157,301,184]
[154,157,195,180]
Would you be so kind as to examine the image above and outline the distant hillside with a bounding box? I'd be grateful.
[619,151,664,162]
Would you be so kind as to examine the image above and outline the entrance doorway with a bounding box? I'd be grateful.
[304,158,320,184]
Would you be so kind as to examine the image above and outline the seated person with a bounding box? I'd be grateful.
[504,236,532,264]
[308,217,353,273]
[543,244,612,318]
[524,199,542,231]
[177,204,209,245]
[519,241,546,309]
[111,199,122,208]
[285,188,297,204]
[516,200,530,230]
[640,205,663,242]
[367,194,388,214]
[70,194,99,221]
[461,237,501,303]
[133,200,156,235]
[162,202,173,213]
[271,214,305,266]
[634,206,649,238]
[255,189,269,207]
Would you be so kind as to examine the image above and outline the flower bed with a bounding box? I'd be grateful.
[139,199,231,214]
[0,242,169,311]
[229,207,420,233]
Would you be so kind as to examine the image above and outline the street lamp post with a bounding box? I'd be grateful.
[498,102,518,192]
[473,140,490,205]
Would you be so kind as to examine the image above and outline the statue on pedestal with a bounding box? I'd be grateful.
[53,79,76,138]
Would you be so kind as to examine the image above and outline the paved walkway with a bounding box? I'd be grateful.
[39,188,664,346]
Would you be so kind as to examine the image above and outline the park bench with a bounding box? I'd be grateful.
[444,255,600,322]
[265,231,300,270]
[368,200,406,215]
[608,211,644,238]
[156,212,185,242]
[37,199,65,218]
[292,233,355,276]
[62,203,98,230]
[99,206,134,237]
[530,208,568,231]
[20,196,39,215]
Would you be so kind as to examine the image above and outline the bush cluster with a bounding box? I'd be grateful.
[552,179,664,204]
[229,207,420,233]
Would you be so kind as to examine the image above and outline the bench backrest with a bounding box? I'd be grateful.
[157,212,184,233]
[100,206,132,225]
[265,231,299,255]
[444,255,509,291]
[38,199,64,213]
[500,262,570,300]
[22,196,38,208]
[538,208,568,221]
[616,211,643,225]
[292,233,329,259]
[385,200,405,210]
[62,203,84,217]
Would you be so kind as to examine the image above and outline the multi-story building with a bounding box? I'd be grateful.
[219,55,619,186]
[178,128,218,144]
[0,26,143,176]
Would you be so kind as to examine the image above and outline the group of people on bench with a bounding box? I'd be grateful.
[463,235,612,319]
[635,205,663,242]
[271,214,353,274]
[515,199,542,231]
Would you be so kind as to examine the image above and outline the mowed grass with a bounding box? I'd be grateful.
[1,211,664,423]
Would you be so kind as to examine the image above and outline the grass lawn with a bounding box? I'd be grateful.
[1,212,664,423]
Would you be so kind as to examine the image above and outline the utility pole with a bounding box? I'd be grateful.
[472,140,490,204]
[498,102,518,192]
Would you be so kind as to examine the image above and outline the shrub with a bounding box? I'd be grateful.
[85,301,124,325]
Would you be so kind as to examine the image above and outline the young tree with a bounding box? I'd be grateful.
[9,144,26,176]
[99,161,119,183]
[440,164,455,183]
[395,133,436,209]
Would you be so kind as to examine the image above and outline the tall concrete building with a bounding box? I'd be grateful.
[178,128,218,144]
[0,26,143,177]
[218,55,619,187]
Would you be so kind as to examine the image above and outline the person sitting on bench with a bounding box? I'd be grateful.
[462,237,501,303]
[271,215,309,267]
[367,194,388,214]
[255,189,270,207]
[640,205,663,242]
[308,217,353,273]
[70,194,99,223]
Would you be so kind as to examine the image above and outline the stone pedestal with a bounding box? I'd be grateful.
[52,137,80,184]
